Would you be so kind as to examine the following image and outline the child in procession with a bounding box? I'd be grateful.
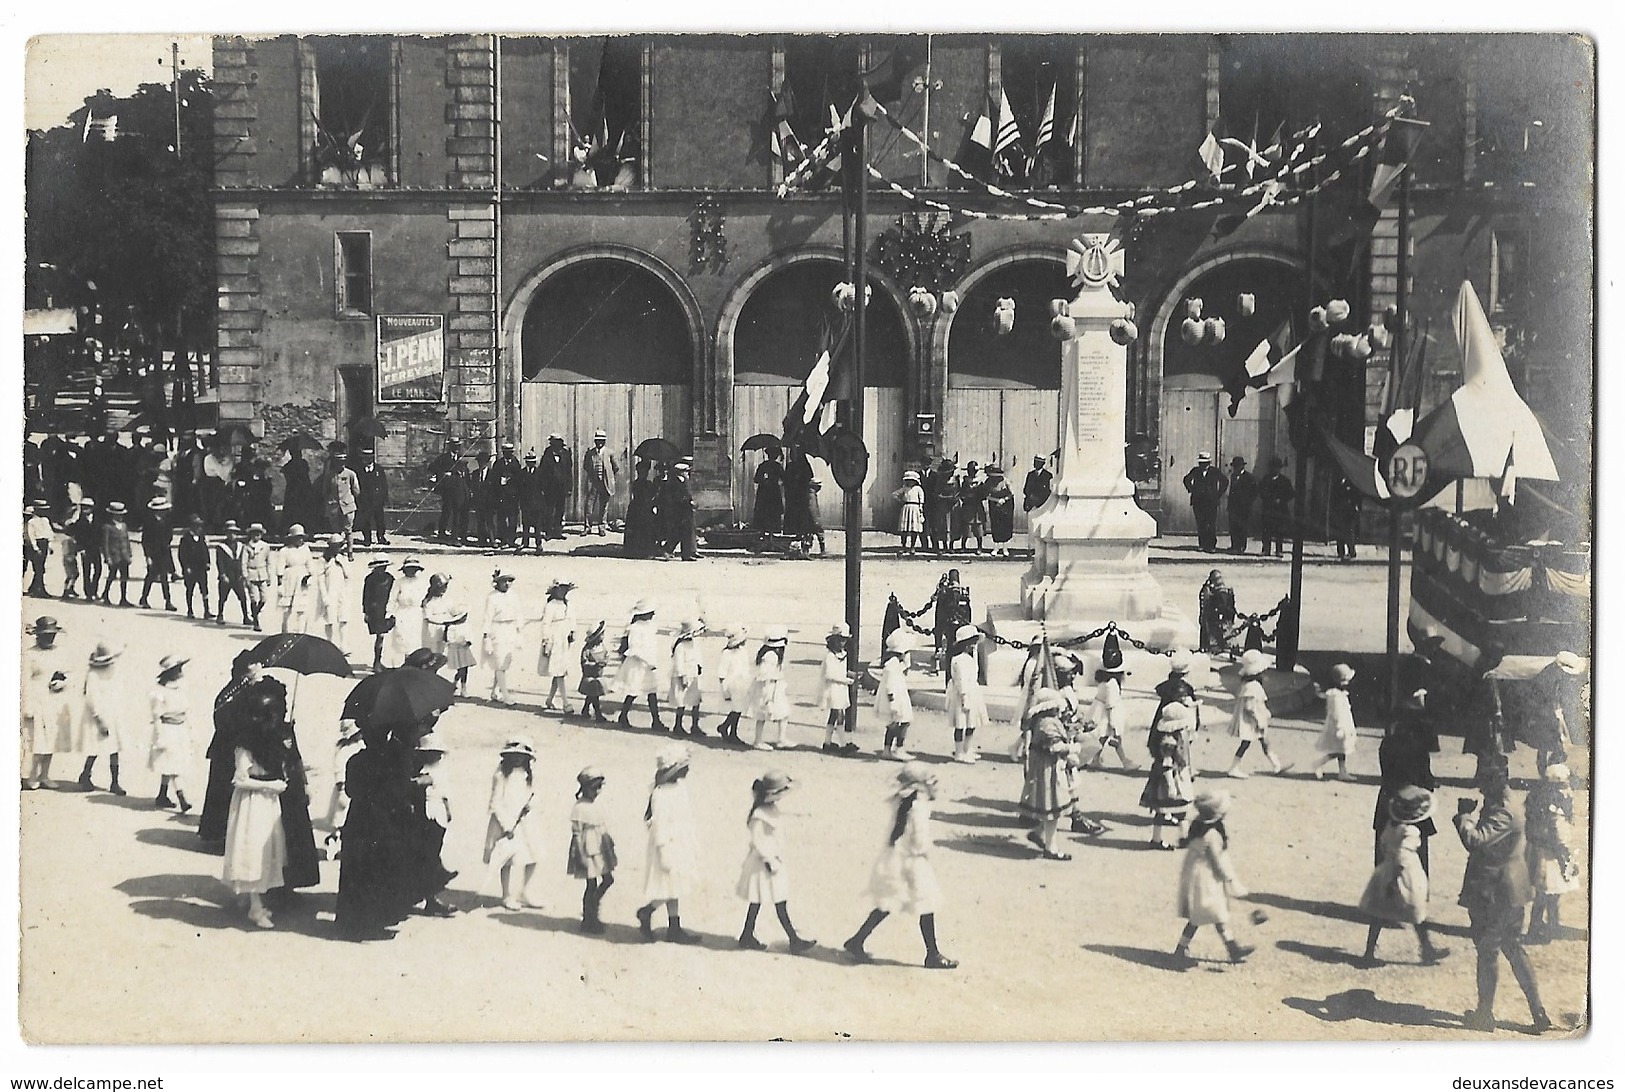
[422,572,477,696]
[736,770,816,954]
[818,623,858,754]
[1311,662,1360,782]
[667,618,706,736]
[1523,764,1580,944]
[577,622,610,722]
[149,655,195,813]
[538,580,577,714]
[1140,699,1197,850]
[177,514,212,620]
[242,522,272,631]
[1358,784,1450,965]
[314,535,351,650]
[1174,789,1256,964]
[100,501,133,607]
[749,627,792,751]
[714,626,752,745]
[1020,688,1080,861]
[1226,649,1284,777]
[568,766,616,933]
[21,616,69,790]
[484,738,543,911]
[876,628,916,760]
[1088,636,1139,771]
[636,745,700,944]
[946,624,987,763]
[843,761,958,969]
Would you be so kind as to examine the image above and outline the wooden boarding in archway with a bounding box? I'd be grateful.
[520,381,690,526]
[1159,378,1290,536]
[729,385,905,531]
[940,388,1061,535]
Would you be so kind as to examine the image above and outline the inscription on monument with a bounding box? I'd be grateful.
[1075,343,1111,444]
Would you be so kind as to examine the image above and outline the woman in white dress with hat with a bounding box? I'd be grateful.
[76,640,130,795]
[149,655,195,813]
[735,770,815,954]
[748,627,792,750]
[422,572,476,695]
[381,556,427,668]
[945,623,987,763]
[1226,649,1284,778]
[22,616,71,790]
[274,524,318,635]
[614,599,667,730]
[537,580,577,714]
[842,761,957,969]
[635,744,700,944]
[478,568,526,703]
[483,737,543,910]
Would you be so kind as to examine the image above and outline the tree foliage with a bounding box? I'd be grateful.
[26,70,215,355]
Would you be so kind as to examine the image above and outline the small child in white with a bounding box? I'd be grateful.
[1524,764,1580,943]
[1310,662,1359,781]
[1226,649,1284,777]
[1087,634,1139,771]
[735,770,816,954]
[1358,784,1450,965]
[636,745,700,943]
[416,731,453,836]
[667,618,706,737]
[818,623,858,754]
[324,718,365,860]
[484,738,542,910]
[945,624,987,763]
[1174,789,1256,964]
[876,628,916,760]
[149,655,194,812]
[568,766,616,934]
[714,626,752,745]
[749,628,792,751]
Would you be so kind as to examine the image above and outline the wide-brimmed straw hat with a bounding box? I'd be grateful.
[1159,702,1196,732]
[1193,789,1232,821]
[902,470,921,483]
[1330,663,1356,686]
[501,738,537,761]
[753,770,794,798]
[655,743,692,778]
[953,623,983,645]
[27,616,61,636]
[1389,785,1434,825]
[726,625,751,648]
[884,628,915,653]
[368,554,391,567]
[1544,764,1572,784]
[1554,651,1587,676]
[88,641,121,667]
[896,760,936,790]
[1027,688,1066,717]
[157,654,189,677]
[1168,650,1195,676]
[1237,649,1272,678]
[763,626,789,645]
[400,557,425,572]
[415,731,447,754]
[828,622,851,640]
[630,598,656,619]
[577,766,606,788]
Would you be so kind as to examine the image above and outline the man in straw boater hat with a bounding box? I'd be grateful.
[614,599,669,731]
[137,495,178,611]
[1181,451,1228,554]
[584,427,618,536]
[1455,758,1553,1034]
[274,523,319,634]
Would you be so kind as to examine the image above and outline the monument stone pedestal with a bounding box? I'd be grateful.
[984,235,1196,686]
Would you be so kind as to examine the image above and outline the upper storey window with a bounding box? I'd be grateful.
[308,36,394,188]
[565,37,645,190]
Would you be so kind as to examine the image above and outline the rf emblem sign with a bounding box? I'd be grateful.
[1385,443,1429,499]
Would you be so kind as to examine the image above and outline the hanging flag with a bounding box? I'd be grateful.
[1369,115,1430,209]
[783,320,853,450]
[1374,317,1431,462]
[1027,83,1056,175]
[1320,425,1393,502]
[770,86,804,166]
[1197,129,1225,182]
[993,88,1022,176]
[81,113,118,143]
[969,109,993,150]
[1224,319,1297,417]
[1410,281,1559,488]
[1221,115,1269,180]
[1066,93,1079,149]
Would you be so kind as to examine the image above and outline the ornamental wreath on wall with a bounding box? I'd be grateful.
[874,208,971,295]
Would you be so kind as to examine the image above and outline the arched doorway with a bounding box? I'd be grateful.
[514,250,698,525]
[1153,253,1302,535]
[724,255,911,529]
[943,255,1070,534]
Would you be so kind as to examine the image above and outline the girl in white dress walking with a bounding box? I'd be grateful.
[636,745,700,944]
[568,766,615,934]
[817,623,857,754]
[149,655,195,813]
[76,641,128,795]
[483,738,542,910]
[714,626,752,744]
[221,698,288,930]
[1174,789,1255,964]
[1226,649,1284,777]
[842,761,957,969]
[945,624,986,763]
[735,770,815,954]
[1310,662,1360,781]
[422,573,476,696]
[667,619,706,736]
[387,557,429,667]
[480,569,525,704]
[537,580,577,714]
[749,628,792,751]
[876,628,916,760]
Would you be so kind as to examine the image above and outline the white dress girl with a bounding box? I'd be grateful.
[1316,686,1358,758]
[537,598,576,682]
[717,637,753,715]
[736,801,791,905]
[1230,677,1270,742]
[313,555,350,647]
[817,647,851,715]
[76,660,128,757]
[481,586,526,702]
[222,747,287,895]
[865,791,941,915]
[749,646,792,748]
[483,766,543,870]
[875,654,914,726]
[643,780,698,902]
[423,594,477,671]
[147,680,192,778]
[667,635,703,707]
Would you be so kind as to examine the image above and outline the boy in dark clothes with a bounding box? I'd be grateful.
[177,514,212,619]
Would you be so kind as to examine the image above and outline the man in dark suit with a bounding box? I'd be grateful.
[1181,452,1228,553]
[1455,763,1551,1033]
[426,437,464,542]
[659,458,699,561]
[516,451,547,553]
[491,441,524,549]
[1259,457,1296,557]
[469,450,497,548]
[538,433,574,538]
[1022,455,1052,514]
[1225,456,1259,555]
[353,447,390,547]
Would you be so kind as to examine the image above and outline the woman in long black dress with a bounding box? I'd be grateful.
[269,698,321,898]
[751,448,785,533]
[335,710,456,939]
[782,451,817,547]
[623,457,660,557]
[280,447,323,536]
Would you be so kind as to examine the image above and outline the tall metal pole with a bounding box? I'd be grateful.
[1386,165,1414,712]
[845,104,869,731]
[1280,128,1319,671]
[171,41,183,159]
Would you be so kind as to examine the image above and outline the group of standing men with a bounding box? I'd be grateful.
[1181,453,1298,556]
[425,434,578,550]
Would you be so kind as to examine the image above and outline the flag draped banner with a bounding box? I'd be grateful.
[993,88,1022,176]
[1028,84,1056,174]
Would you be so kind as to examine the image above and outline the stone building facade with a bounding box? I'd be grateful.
[210,32,1591,532]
